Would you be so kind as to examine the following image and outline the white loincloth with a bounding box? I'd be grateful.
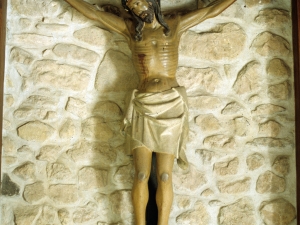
[123,86,189,170]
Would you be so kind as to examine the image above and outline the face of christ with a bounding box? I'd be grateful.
[126,0,155,23]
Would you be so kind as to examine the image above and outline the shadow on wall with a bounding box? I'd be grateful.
[35,25,141,222]
[65,44,140,223]
[1,1,139,224]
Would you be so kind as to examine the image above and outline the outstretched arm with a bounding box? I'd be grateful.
[65,0,130,39]
[178,0,236,34]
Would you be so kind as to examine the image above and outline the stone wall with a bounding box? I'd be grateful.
[0,0,297,224]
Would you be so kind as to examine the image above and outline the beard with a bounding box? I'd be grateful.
[139,4,155,23]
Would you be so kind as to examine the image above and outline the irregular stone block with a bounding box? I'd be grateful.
[3,156,18,166]
[268,81,290,100]
[195,114,220,132]
[233,61,260,95]
[47,163,72,181]
[259,120,281,137]
[222,101,244,115]
[256,171,285,193]
[176,201,210,225]
[113,164,134,184]
[188,96,222,110]
[273,156,289,176]
[231,117,249,136]
[21,95,57,108]
[2,137,16,155]
[48,184,79,205]
[23,182,45,203]
[43,111,58,120]
[10,47,33,65]
[201,188,214,197]
[96,222,111,225]
[53,43,99,64]
[173,166,206,191]
[180,23,246,61]
[174,195,192,209]
[67,141,117,166]
[218,178,251,194]
[59,119,76,139]
[3,119,11,130]
[12,34,55,48]
[1,174,20,196]
[73,203,99,223]
[32,60,90,91]
[260,198,296,225]
[74,26,114,46]
[13,162,36,180]
[110,190,133,219]
[58,209,72,225]
[14,107,47,120]
[219,198,255,225]
[196,149,216,164]
[36,23,68,33]
[36,145,62,162]
[95,50,138,92]
[65,97,87,118]
[5,94,14,107]
[79,167,108,190]
[14,206,39,225]
[93,101,123,121]
[214,158,239,176]
[251,32,290,57]
[82,117,114,141]
[36,206,59,225]
[247,137,291,148]
[247,153,264,171]
[204,134,235,149]
[251,103,285,115]
[255,9,290,27]
[176,67,222,93]
[94,193,110,216]
[267,58,290,78]
[11,0,60,16]
[17,121,55,142]
[275,114,295,124]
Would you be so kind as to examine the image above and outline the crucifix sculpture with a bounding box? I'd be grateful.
[64,0,236,224]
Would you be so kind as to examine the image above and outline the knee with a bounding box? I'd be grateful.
[159,172,170,182]
[136,171,148,181]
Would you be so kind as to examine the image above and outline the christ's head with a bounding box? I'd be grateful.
[122,0,170,41]
[126,0,155,23]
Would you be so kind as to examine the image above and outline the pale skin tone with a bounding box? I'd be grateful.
[64,0,236,224]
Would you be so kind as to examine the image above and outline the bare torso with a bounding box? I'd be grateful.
[64,0,236,93]
[127,17,181,92]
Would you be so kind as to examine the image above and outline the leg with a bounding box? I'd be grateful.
[132,147,152,225]
[156,153,175,225]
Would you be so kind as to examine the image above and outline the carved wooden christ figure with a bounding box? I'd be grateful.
[64,0,236,224]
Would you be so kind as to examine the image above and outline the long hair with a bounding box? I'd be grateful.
[122,0,170,41]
